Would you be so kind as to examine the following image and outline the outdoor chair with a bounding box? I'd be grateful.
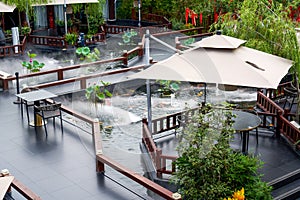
[283,87,297,112]
[34,102,63,135]
[20,86,41,124]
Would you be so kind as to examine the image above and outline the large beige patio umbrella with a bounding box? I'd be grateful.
[128,32,293,132]
[129,34,293,89]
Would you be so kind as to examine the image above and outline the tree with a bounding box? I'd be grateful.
[211,0,300,121]
[173,104,272,199]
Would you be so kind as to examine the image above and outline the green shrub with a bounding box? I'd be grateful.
[173,105,272,200]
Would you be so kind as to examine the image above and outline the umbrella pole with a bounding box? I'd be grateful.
[145,30,152,133]
[64,0,67,35]
[204,83,207,103]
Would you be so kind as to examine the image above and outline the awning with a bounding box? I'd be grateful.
[0,2,16,12]
[33,0,99,6]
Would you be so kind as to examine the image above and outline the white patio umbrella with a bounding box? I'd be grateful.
[129,34,293,89]
[128,33,293,129]
[0,2,16,13]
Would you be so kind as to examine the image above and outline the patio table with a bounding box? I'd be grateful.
[232,110,261,154]
[16,89,57,126]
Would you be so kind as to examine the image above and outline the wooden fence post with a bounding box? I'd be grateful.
[92,118,105,173]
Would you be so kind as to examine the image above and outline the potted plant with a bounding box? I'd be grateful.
[21,26,31,36]
[21,52,45,73]
[65,33,78,46]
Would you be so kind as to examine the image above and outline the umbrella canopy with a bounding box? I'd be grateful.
[0,2,16,12]
[196,34,246,49]
[129,35,293,89]
[34,0,99,6]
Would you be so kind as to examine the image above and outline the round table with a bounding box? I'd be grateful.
[232,110,261,154]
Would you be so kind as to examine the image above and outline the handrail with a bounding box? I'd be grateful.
[33,65,145,90]
[0,35,27,57]
[279,115,300,149]
[0,173,41,200]
[47,99,181,199]
[0,48,143,90]
[96,154,180,200]
[29,35,67,48]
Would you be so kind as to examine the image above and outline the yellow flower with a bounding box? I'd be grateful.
[232,188,245,200]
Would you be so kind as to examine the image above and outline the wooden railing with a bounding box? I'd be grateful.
[265,82,292,100]
[0,45,143,90]
[0,173,41,200]
[256,91,284,137]
[45,98,182,200]
[29,35,67,48]
[175,32,214,50]
[0,35,27,57]
[142,118,177,178]
[29,32,106,49]
[105,25,133,34]
[279,116,300,149]
[85,32,106,45]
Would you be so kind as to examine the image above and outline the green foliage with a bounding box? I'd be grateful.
[55,20,64,27]
[183,37,195,46]
[85,81,113,104]
[211,0,300,78]
[71,1,105,35]
[21,26,30,35]
[173,105,272,200]
[121,29,138,45]
[156,80,180,96]
[21,52,45,73]
[4,30,12,35]
[116,0,133,19]
[76,46,100,62]
[170,18,185,30]
[65,33,78,45]
[87,15,103,35]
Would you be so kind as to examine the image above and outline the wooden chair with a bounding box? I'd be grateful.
[34,102,63,135]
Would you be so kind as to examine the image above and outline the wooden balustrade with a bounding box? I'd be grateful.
[29,35,67,48]
[265,82,292,100]
[0,50,142,90]
[279,116,300,149]
[84,32,106,45]
[0,36,26,57]
[256,91,284,114]
[105,25,132,34]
